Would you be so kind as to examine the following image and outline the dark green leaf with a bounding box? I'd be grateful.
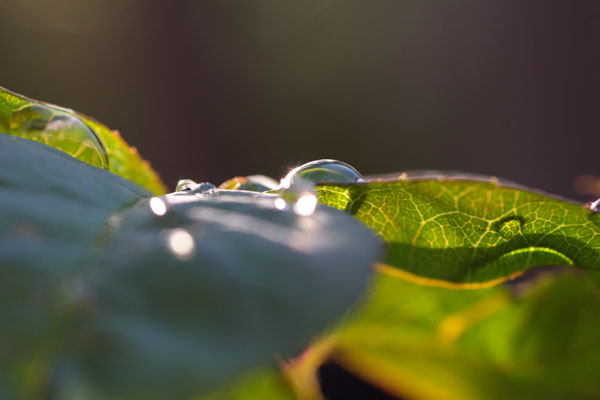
[195,367,296,400]
[0,135,381,399]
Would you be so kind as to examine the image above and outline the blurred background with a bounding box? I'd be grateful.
[0,1,598,200]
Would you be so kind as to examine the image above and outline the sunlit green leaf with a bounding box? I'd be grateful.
[317,176,600,286]
[0,86,167,194]
[0,135,381,399]
[329,271,600,400]
[196,366,296,400]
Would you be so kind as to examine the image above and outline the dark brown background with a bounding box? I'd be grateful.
[1,1,598,199]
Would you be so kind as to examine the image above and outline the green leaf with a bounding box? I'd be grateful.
[317,176,600,286]
[195,367,296,400]
[329,271,600,400]
[0,135,381,399]
[0,86,167,194]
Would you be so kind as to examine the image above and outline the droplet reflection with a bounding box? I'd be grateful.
[588,199,600,213]
[166,228,196,260]
[274,198,287,210]
[149,197,167,216]
[294,193,317,216]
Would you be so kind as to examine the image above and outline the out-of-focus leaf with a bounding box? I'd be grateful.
[317,177,600,287]
[328,271,600,400]
[0,135,381,399]
[0,86,167,194]
[196,367,296,400]
[78,115,166,195]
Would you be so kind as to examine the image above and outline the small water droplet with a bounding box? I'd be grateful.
[176,179,197,191]
[496,217,523,239]
[280,159,362,189]
[166,228,196,260]
[9,104,108,169]
[588,199,600,213]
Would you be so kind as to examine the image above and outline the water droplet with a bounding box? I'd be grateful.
[150,197,167,216]
[280,159,362,189]
[176,179,197,191]
[588,199,600,213]
[166,228,195,260]
[496,217,523,239]
[173,181,216,195]
[9,104,108,169]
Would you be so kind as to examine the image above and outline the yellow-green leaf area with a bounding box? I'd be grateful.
[0,86,166,195]
[329,272,600,400]
[79,114,166,194]
[317,179,600,286]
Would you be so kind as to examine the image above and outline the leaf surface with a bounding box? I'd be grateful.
[0,135,381,399]
[0,86,166,194]
[328,271,600,400]
[317,177,600,286]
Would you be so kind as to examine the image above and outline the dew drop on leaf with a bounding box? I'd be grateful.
[496,217,523,239]
[279,159,362,188]
[176,179,197,191]
[173,180,216,195]
[8,103,109,169]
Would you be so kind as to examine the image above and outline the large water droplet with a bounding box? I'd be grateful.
[280,159,362,188]
[9,104,108,169]
[275,177,318,217]
[495,217,523,239]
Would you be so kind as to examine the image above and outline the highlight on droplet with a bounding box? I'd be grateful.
[274,198,287,210]
[588,198,600,213]
[294,193,317,216]
[166,228,196,260]
[149,197,167,216]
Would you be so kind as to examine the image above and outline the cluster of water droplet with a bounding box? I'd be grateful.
[7,102,109,169]
[159,160,365,261]
[173,159,364,217]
